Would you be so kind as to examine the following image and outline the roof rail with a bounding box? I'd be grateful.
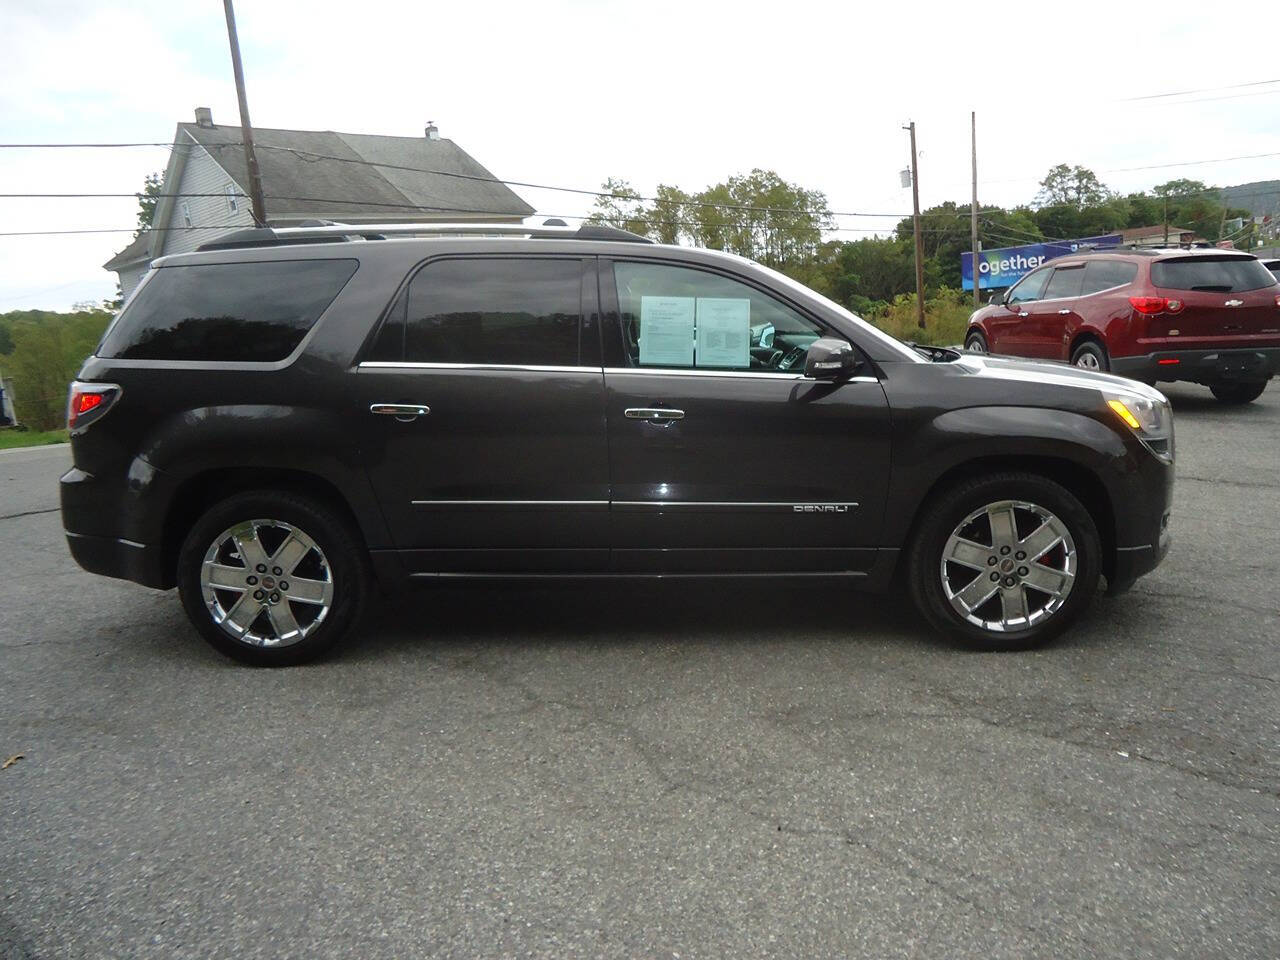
[196,220,653,252]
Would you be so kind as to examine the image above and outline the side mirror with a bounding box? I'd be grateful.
[804,338,858,380]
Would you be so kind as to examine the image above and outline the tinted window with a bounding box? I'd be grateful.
[100,259,357,361]
[401,259,581,365]
[1007,267,1051,304]
[1151,256,1277,293]
[1042,266,1085,301]
[1262,260,1279,278]
[1081,259,1138,295]
[613,261,827,372]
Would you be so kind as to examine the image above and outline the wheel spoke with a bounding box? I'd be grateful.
[266,601,303,643]
[205,562,248,590]
[287,576,333,605]
[1023,562,1072,598]
[1000,585,1030,625]
[221,591,263,636]
[945,536,991,570]
[230,522,270,572]
[953,574,1000,612]
[987,504,1018,548]
[270,533,312,575]
[1018,520,1063,562]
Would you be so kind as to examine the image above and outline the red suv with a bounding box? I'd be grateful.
[965,248,1280,404]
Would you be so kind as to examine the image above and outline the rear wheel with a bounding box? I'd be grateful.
[907,473,1101,650]
[177,490,370,666]
[1208,380,1267,404]
[1070,340,1109,372]
[964,330,989,354]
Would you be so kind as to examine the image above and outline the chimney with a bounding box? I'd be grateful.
[425,121,439,141]
[194,106,214,128]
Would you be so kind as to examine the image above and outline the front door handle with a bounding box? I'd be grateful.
[625,407,685,422]
[370,402,430,422]
[1017,310,1030,318]
[1058,309,1072,315]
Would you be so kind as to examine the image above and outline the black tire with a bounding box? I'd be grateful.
[1208,380,1267,405]
[907,472,1101,651]
[1070,340,1109,372]
[177,490,370,666]
[964,330,988,354]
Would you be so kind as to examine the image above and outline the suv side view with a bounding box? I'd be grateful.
[964,247,1280,404]
[63,222,1174,665]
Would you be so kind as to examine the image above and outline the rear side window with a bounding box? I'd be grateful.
[1081,259,1137,295]
[1151,256,1277,293]
[1043,265,1085,301]
[396,258,582,366]
[99,259,357,361]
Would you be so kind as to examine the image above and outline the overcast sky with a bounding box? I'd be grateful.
[3,0,1278,311]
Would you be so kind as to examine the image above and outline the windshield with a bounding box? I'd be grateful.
[1151,256,1277,293]
[745,259,926,363]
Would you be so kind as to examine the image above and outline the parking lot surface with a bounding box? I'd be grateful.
[2,383,1278,959]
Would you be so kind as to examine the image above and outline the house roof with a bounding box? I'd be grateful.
[105,120,535,270]
[103,229,153,271]
[1120,224,1200,241]
[177,122,535,222]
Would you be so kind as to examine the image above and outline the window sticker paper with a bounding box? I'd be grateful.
[694,297,751,367]
[639,296,696,366]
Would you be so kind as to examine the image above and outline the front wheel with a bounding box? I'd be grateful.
[964,330,989,354]
[1209,380,1267,405]
[177,490,370,666]
[1070,340,1109,372]
[907,473,1101,650]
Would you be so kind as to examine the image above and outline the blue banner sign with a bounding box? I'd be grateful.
[961,235,1122,290]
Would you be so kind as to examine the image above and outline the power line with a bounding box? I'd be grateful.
[1114,78,1280,102]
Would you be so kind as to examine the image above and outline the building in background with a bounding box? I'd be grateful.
[104,109,534,299]
[1118,225,1206,248]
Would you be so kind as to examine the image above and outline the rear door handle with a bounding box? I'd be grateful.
[625,407,685,421]
[1058,309,1072,315]
[370,403,430,421]
[1017,311,1030,317]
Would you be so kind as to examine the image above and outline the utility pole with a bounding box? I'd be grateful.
[1163,195,1169,245]
[970,111,980,309]
[904,121,926,330]
[223,0,267,226]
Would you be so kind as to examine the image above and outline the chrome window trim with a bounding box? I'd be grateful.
[603,366,878,383]
[360,361,599,374]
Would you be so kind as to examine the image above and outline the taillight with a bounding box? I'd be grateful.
[1129,296,1175,315]
[67,381,121,431]
[1274,294,1280,309]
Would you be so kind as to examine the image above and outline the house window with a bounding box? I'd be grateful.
[224,184,239,214]
[181,200,192,229]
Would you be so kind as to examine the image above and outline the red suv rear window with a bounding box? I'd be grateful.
[1150,256,1276,293]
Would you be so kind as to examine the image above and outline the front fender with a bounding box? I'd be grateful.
[881,405,1134,546]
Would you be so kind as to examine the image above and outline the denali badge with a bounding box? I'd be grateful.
[794,504,854,513]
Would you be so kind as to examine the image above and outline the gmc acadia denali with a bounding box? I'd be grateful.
[62,222,1174,665]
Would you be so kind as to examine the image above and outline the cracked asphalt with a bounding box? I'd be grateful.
[2,382,1278,959]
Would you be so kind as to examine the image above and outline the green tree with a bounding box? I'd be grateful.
[135,171,164,238]
[2,308,113,430]
[1036,164,1110,209]
[648,183,689,246]
[586,177,651,238]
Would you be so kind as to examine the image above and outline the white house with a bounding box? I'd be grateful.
[105,108,534,298]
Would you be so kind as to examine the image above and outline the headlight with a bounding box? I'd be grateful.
[1102,389,1173,462]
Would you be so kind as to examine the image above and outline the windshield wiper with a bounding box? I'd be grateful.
[1189,285,1232,292]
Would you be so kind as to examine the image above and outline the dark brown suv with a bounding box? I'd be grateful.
[965,247,1280,404]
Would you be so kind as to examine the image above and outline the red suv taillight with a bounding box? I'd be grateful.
[67,381,121,431]
[1129,296,1183,315]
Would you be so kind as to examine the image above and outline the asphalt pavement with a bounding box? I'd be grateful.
[2,382,1278,959]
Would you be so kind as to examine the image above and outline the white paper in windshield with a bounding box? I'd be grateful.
[695,297,750,367]
[639,296,695,366]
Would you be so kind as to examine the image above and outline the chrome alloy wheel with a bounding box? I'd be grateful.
[966,337,987,354]
[199,519,334,647]
[939,500,1077,633]
[1075,352,1100,370]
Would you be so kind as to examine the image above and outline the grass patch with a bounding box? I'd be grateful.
[864,287,975,347]
[0,427,68,450]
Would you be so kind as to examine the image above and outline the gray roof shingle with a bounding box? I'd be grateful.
[180,122,534,221]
